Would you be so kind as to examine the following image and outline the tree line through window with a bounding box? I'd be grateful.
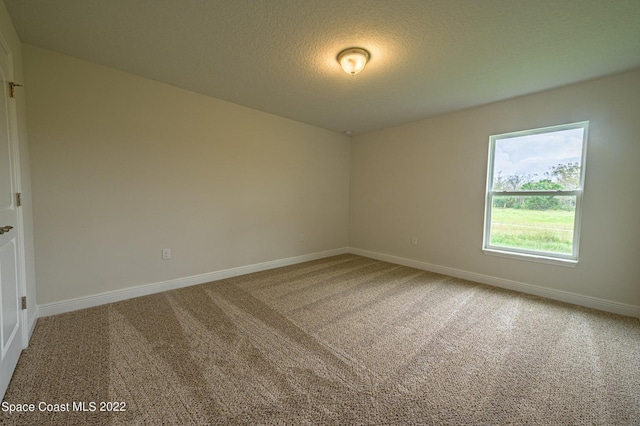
[484,122,588,261]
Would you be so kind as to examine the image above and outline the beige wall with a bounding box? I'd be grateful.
[23,44,350,305]
[350,69,640,307]
[0,2,36,329]
[20,41,640,310]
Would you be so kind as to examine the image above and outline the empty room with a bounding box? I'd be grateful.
[0,0,639,424]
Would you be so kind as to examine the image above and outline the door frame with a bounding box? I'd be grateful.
[0,31,29,351]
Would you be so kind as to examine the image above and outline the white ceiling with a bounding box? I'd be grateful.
[5,0,640,134]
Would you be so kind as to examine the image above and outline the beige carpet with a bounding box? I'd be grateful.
[2,254,639,425]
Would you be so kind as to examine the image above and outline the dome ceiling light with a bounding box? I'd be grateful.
[337,48,370,76]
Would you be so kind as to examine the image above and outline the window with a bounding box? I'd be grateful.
[483,122,588,264]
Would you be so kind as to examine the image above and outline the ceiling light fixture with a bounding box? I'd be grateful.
[337,48,370,76]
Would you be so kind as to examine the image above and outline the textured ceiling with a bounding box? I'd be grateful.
[5,0,640,134]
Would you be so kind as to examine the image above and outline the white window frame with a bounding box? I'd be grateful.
[483,121,589,265]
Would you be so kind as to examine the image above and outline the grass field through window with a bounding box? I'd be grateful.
[490,207,575,254]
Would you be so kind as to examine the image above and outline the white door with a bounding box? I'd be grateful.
[0,38,23,398]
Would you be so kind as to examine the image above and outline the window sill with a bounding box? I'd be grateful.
[483,248,578,267]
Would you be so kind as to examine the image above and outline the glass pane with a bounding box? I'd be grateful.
[490,196,576,254]
[492,127,584,191]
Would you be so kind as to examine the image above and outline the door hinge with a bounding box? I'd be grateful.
[9,82,23,98]
[21,296,27,310]
[16,192,22,207]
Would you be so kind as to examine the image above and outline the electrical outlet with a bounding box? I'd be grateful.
[162,248,171,260]
[411,236,418,246]
[299,234,305,242]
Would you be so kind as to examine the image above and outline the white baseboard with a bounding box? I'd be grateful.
[35,246,640,319]
[38,247,349,317]
[349,248,640,319]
